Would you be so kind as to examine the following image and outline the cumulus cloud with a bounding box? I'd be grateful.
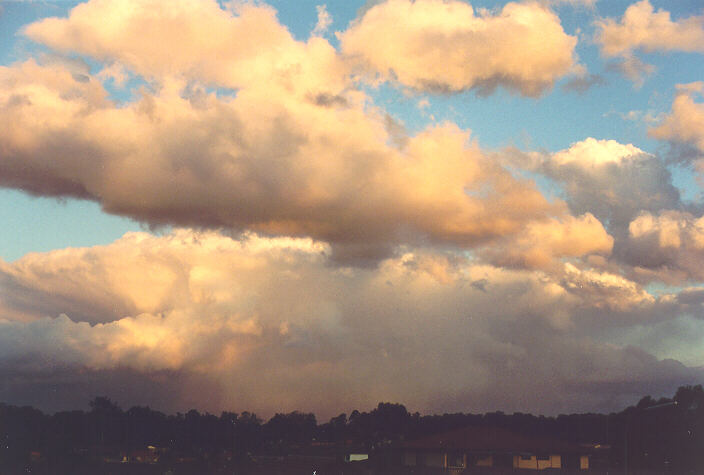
[533,138,681,232]
[623,210,704,283]
[596,1,704,57]
[0,0,701,417]
[0,230,330,324]
[596,1,704,84]
[340,0,578,96]
[1,229,699,416]
[506,138,691,279]
[481,213,613,270]
[0,0,592,263]
[0,55,573,263]
[24,0,348,97]
[0,311,263,373]
[608,108,664,125]
[650,82,704,157]
[562,262,654,311]
[551,137,644,166]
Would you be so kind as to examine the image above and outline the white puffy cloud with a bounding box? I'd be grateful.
[551,137,644,166]
[518,138,688,279]
[0,230,330,324]
[0,311,262,373]
[535,138,680,232]
[340,0,578,96]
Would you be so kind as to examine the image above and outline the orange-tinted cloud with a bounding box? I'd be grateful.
[1,229,696,416]
[340,0,577,96]
[483,213,613,270]
[0,56,565,262]
[596,1,704,58]
[0,0,700,417]
[596,1,704,84]
[24,0,348,97]
[650,82,704,155]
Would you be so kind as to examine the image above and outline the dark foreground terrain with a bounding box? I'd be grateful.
[2,385,702,474]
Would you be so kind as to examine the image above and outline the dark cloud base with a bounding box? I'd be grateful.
[1,356,701,420]
[0,362,222,415]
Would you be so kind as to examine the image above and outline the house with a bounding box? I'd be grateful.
[286,442,370,465]
[344,453,369,462]
[395,425,593,471]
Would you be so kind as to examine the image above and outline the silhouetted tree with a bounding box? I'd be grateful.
[1,384,702,471]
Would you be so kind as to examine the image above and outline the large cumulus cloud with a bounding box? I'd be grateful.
[505,137,699,283]
[0,0,701,418]
[0,230,701,416]
[516,138,681,234]
[0,0,599,264]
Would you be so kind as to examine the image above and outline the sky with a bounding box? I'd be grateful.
[0,0,703,419]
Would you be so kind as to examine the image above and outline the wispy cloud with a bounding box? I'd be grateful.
[312,4,332,36]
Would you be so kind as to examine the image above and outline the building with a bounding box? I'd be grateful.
[345,453,369,462]
[395,425,592,471]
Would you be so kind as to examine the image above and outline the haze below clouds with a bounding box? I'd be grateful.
[0,0,703,418]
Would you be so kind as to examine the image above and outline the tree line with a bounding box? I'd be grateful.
[1,385,702,472]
